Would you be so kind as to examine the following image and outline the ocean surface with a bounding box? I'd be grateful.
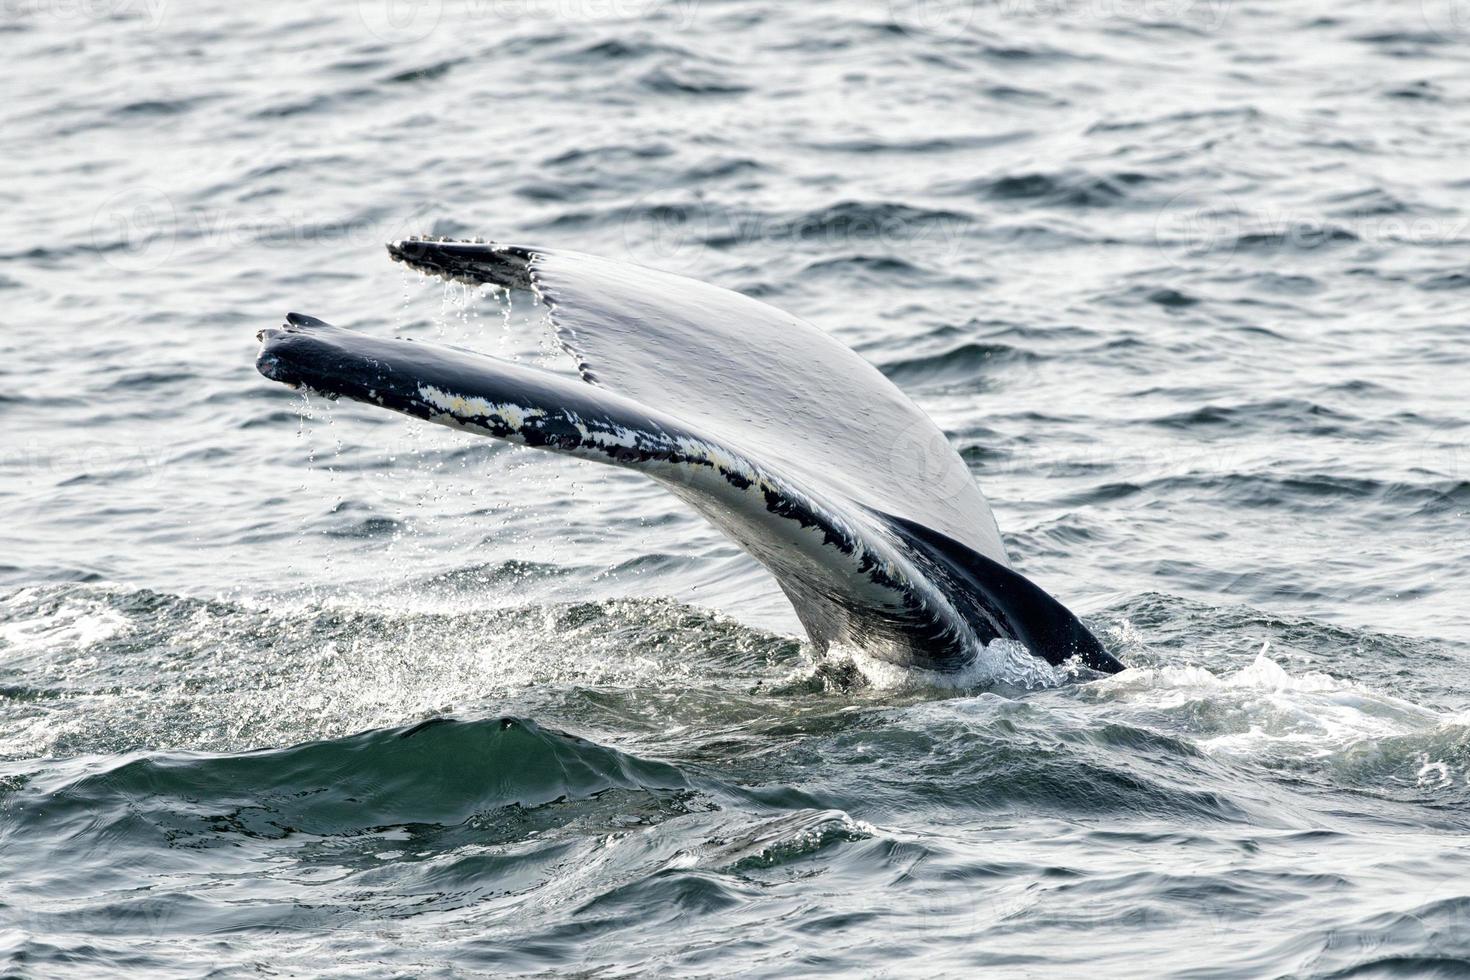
[2,0,1469,975]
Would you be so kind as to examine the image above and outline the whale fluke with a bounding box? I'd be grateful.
[258,241,1123,675]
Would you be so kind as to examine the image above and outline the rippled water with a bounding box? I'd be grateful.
[2,0,1469,975]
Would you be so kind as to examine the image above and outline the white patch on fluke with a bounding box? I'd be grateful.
[418,384,544,429]
[674,434,758,486]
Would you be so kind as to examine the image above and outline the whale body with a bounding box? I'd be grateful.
[256,240,1123,675]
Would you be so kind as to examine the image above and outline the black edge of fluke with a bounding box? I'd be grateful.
[286,311,331,328]
[386,236,534,289]
[254,313,335,392]
[881,513,1126,675]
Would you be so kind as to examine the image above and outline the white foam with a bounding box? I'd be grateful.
[0,600,130,655]
[832,637,1066,692]
[1416,754,1454,789]
[1087,645,1458,763]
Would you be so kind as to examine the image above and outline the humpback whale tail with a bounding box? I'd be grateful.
[256,240,1123,675]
